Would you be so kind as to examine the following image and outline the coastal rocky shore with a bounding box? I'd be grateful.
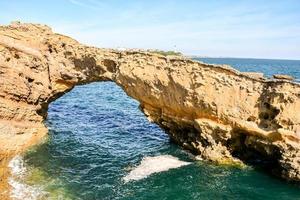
[0,22,300,197]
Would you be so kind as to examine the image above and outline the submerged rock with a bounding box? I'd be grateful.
[0,22,300,184]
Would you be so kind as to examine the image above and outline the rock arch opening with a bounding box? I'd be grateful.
[16,82,184,199]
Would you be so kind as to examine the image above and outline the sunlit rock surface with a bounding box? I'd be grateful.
[0,22,300,188]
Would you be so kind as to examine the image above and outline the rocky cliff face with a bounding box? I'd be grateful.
[0,22,300,186]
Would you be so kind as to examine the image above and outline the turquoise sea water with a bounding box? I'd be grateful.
[11,58,300,200]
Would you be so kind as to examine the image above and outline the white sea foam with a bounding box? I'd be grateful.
[8,156,44,200]
[123,155,190,182]
[8,155,26,175]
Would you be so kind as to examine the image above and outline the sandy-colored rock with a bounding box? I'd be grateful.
[242,72,264,80]
[273,74,295,81]
[0,22,300,197]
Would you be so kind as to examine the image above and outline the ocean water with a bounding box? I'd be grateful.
[198,57,300,82]
[9,58,300,200]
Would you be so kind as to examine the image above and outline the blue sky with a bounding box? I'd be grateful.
[0,0,299,59]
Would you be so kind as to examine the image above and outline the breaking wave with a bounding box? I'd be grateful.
[123,155,190,182]
[8,156,45,200]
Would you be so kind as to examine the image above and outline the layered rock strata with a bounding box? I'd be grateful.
[0,22,300,188]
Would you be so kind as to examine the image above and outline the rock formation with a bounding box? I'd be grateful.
[0,22,300,191]
[273,74,295,81]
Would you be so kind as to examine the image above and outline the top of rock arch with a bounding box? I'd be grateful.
[1,22,298,85]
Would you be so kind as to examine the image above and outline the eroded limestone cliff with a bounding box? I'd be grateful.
[0,22,300,188]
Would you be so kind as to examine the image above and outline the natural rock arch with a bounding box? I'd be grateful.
[0,22,300,182]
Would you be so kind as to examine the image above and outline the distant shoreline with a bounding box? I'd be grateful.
[189,56,300,62]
